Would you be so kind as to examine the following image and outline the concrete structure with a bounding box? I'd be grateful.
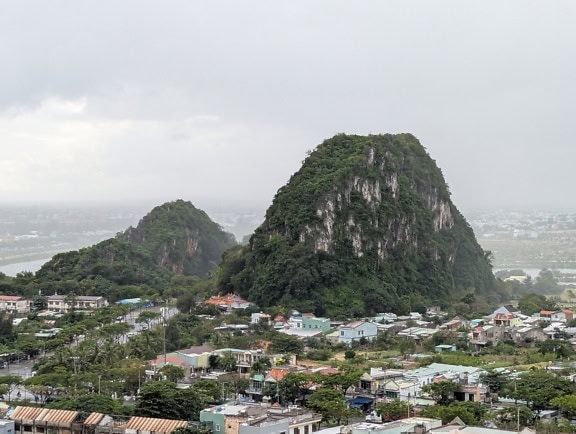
[213,348,266,373]
[200,404,321,434]
[338,321,377,345]
[47,295,108,312]
[0,420,15,434]
[341,418,442,434]
[435,344,456,353]
[301,316,331,333]
[493,313,522,328]
[0,296,30,313]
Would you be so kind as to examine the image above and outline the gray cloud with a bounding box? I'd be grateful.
[0,1,575,212]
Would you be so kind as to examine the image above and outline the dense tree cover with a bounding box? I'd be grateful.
[134,380,204,420]
[47,394,127,415]
[508,370,576,411]
[517,293,558,315]
[422,380,462,405]
[422,401,487,425]
[1,200,235,302]
[375,400,412,421]
[306,387,360,426]
[217,134,500,316]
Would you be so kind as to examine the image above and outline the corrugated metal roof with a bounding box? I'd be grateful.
[10,406,44,422]
[84,412,105,426]
[36,409,79,425]
[10,407,78,426]
[125,417,187,433]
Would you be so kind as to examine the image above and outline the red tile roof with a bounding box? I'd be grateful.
[0,295,23,301]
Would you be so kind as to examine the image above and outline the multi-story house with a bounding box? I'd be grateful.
[213,348,266,373]
[47,294,108,312]
[0,295,30,313]
[338,321,378,345]
[301,316,331,333]
[200,404,321,434]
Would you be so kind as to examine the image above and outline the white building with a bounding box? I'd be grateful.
[338,321,378,345]
[0,296,30,313]
[47,295,108,312]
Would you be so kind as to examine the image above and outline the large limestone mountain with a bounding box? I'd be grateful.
[37,200,236,291]
[218,134,498,316]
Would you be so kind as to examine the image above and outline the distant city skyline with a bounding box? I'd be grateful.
[1,2,575,212]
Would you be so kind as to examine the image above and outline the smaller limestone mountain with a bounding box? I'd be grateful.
[36,200,236,295]
[218,133,499,316]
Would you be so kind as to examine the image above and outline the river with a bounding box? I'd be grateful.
[0,258,51,276]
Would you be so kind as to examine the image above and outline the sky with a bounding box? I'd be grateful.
[1,1,575,213]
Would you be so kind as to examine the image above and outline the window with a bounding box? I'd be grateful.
[340,331,344,336]
[214,425,220,432]
[304,425,310,434]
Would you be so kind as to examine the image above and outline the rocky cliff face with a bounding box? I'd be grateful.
[218,134,497,316]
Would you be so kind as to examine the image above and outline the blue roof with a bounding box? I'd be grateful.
[348,396,374,405]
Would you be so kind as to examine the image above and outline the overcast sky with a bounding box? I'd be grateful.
[1,1,575,214]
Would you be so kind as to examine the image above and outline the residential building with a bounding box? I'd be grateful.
[338,321,378,345]
[470,325,501,348]
[301,316,331,333]
[205,294,253,313]
[213,348,266,373]
[47,294,108,312]
[551,309,574,323]
[341,417,442,434]
[493,313,522,328]
[0,295,30,313]
[505,326,546,347]
[251,313,272,325]
[200,403,321,434]
[442,316,469,331]
[435,344,456,353]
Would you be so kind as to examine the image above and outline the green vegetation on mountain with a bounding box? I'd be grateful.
[4,200,236,300]
[218,134,499,316]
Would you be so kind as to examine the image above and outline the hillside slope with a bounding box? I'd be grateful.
[218,134,498,316]
[36,200,235,297]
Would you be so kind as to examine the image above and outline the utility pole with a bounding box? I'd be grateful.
[163,301,167,365]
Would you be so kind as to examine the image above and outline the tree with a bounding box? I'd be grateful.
[422,380,462,405]
[422,401,486,425]
[533,269,561,295]
[376,400,412,421]
[307,387,360,425]
[518,293,557,316]
[508,370,575,411]
[135,380,204,420]
[137,311,162,330]
[278,372,310,405]
[191,380,221,403]
[537,339,572,359]
[270,333,304,354]
[251,357,271,374]
[552,395,576,418]
[344,350,356,360]
[160,365,185,383]
[0,375,22,401]
[48,394,124,414]
[218,352,237,372]
[495,406,533,430]
[479,369,510,396]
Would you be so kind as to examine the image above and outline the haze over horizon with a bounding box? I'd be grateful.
[1,2,575,213]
